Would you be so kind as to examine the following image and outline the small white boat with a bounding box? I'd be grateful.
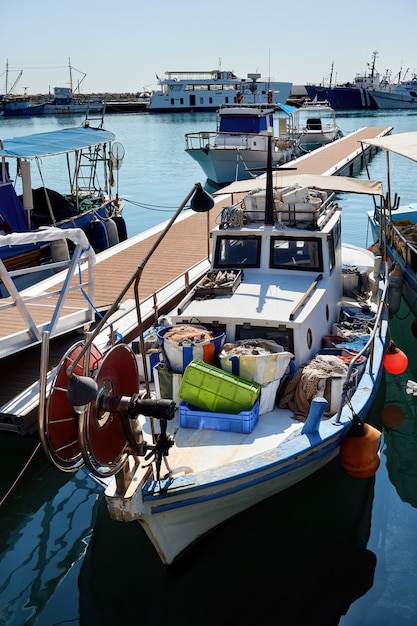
[365,131,417,314]
[295,100,343,152]
[38,163,389,566]
[147,70,292,112]
[185,103,301,184]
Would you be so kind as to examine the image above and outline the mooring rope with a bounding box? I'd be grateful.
[0,441,41,507]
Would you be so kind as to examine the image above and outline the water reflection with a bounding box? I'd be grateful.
[0,435,100,626]
[380,297,417,509]
[79,458,376,626]
[380,370,417,508]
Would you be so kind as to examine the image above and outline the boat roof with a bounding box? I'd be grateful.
[0,126,115,159]
[216,173,383,197]
[219,106,276,116]
[361,131,417,163]
[275,103,298,115]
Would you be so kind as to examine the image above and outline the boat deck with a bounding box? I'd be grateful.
[0,126,392,431]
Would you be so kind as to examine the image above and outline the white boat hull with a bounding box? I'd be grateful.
[105,423,347,564]
[186,144,298,184]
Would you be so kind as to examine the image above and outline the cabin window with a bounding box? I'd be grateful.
[327,233,335,272]
[327,222,340,273]
[214,235,261,268]
[235,324,294,354]
[270,236,322,271]
[219,115,269,134]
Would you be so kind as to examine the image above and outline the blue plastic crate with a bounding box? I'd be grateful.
[179,400,259,433]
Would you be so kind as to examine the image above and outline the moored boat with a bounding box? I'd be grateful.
[148,70,292,112]
[42,86,105,115]
[0,122,127,282]
[305,52,382,110]
[368,75,417,109]
[365,131,417,315]
[294,100,343,152]
[37,160,389,566]
[184,103,301,184]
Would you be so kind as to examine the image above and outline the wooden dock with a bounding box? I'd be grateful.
[0,125,392,433]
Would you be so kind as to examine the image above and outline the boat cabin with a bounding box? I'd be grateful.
[218,107,275,135]
[172,186,343,368]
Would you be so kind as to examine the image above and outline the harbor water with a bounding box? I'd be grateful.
[1,109,417,625]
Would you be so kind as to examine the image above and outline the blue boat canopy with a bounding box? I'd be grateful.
[275,103,298,115]
[0,126,115,159]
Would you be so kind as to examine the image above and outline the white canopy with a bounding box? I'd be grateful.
[216,173,383,198]
[360,131,417,163]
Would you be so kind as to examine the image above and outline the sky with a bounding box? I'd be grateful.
[2,0,417,96]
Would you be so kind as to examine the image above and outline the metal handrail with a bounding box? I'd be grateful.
[335,262,389,423]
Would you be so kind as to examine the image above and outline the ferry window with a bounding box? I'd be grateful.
[270,237,322,271]
[214,235,261,268]
[235,325,294,354]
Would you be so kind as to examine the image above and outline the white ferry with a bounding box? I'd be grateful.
[147,70,292,112]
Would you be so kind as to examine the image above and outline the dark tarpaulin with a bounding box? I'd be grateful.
[0,183,33,232]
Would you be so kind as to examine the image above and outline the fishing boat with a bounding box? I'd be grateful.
[147,70,292,112]
[42,59,105,116]
[184,103,301,185]
[1,96,45,117]
[37,149,389,566]
[305,53,382,110]
[364,131,417,315]
[0,121,127,284]
[42,86,104,116]
[368,75,417,109]
[295,100,343,152]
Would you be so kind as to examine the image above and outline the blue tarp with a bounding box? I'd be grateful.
[0,183,33,232]
[0,126,115,159]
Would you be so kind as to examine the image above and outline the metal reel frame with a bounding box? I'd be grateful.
[78,344,140,478]
[40,341,103,473]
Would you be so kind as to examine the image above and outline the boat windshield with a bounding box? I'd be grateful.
[214,235,261,268]
[270,236,322,271]
[219,114,272,134]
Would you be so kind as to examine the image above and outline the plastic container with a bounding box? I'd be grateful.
[153,362,183,407]
[178,359,261,414]
[259,379,281,415]
[219,339,293,384]
[179,400,259,433]
[319,348,366,379]
[157,325,225,373]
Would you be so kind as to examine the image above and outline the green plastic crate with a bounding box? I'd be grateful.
[178,359,261,414]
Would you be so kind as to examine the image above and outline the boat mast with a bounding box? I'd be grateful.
[265,132,274,226]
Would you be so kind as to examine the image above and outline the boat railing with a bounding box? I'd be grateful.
[185,131,217,150]
[335,262,389,423]
[0,228,96,357]
[387,220,417,264]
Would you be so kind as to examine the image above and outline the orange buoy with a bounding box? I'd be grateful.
[383,340,408,375]
[340,418,381,478]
